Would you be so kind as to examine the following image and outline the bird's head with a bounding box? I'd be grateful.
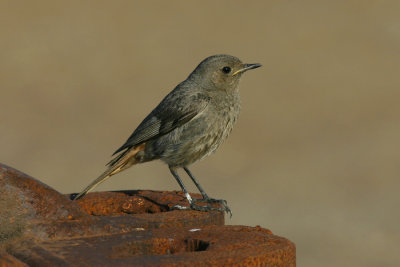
[188,54,261,92]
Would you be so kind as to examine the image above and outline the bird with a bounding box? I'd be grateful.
[73,54,261,216]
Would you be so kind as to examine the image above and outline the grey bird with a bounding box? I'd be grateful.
[74,54,261,216]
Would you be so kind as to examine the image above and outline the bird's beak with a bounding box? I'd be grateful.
[232,63,262,76]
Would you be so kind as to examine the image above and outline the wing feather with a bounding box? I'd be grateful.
[112,91,210,155]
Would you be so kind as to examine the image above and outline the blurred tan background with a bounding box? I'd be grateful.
[1,1,400,266]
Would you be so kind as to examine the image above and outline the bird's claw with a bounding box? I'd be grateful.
[208,198,232,218]
[194,197,226,205]
[192,197,232,217]
[173,202,231,217]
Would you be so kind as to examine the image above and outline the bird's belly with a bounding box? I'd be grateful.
[157,112,237,167]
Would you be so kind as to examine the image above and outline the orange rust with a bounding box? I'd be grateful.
[0,163,87,221]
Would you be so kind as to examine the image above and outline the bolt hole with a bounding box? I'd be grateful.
[185,239,209,252]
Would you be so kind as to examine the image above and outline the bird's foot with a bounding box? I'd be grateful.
[173,202,231,217]
[192,197,232,217]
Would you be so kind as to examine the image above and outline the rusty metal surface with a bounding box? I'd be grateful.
[73,190,207,216]
[0,163,86,221]
[0,250,28,267]
[32,208,224,240]
[13,226,295,267]
[0,163,295,266]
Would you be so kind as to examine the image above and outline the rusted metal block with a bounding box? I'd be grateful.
[0,164,86,221]
[0,163,295,266]
[73,190,215,216]
[12,225,295,266]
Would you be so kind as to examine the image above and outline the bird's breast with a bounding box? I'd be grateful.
[155,93,240,167]
[182,94,240,162]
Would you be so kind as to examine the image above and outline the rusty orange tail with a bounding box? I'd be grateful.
[74,144,146,200]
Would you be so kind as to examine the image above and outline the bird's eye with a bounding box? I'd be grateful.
[222,66,231,74]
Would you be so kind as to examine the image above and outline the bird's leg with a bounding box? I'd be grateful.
[183,167,232,217]
[183,167,209,200]
[169,167,230,215]
[169,167,193,206]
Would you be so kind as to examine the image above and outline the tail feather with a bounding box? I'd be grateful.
[74,144,145,200]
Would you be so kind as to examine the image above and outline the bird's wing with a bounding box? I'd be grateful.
[112,92,210,156]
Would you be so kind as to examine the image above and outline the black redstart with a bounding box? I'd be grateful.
[74,54,261,216]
